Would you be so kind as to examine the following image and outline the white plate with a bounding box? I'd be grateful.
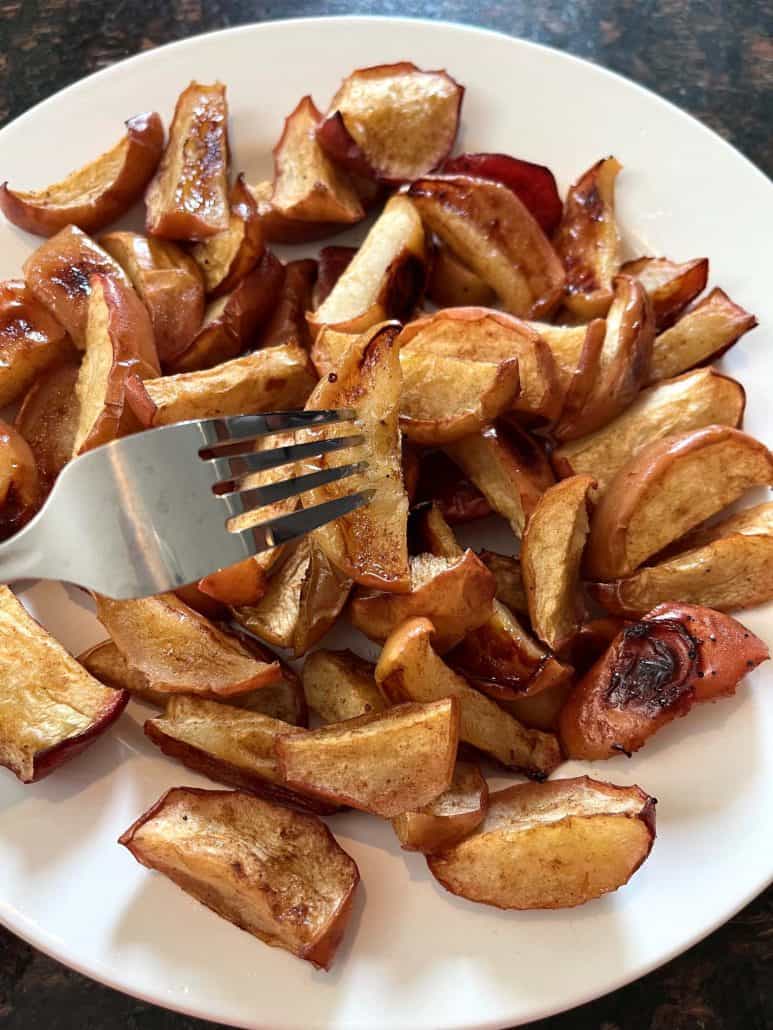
[0,16,771,1030]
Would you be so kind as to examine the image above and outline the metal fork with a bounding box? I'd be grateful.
[0,410,370,599]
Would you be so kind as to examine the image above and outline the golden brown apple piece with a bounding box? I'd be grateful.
[119,787,359,969]
[23,225,132,347]
[308,194,426,338]
[1,112,164,237]
[139,343,315,426]
[620,256,709,329]
[15,361,80,491]
[304,321,410,592]
[521,475,596,652]
[256,259,316,351]
[526,321,593,400]
[414,453,492,524]
[313,246,357,308]
[392,760,488,854]
[552,367,746,493]
[247,180,355,246]
[232,534,353,658]
[554,156,622,319]
[301,649,387,724]
[0,586,129,783]
[407,175,565,319]
[316,62,464,183]
[477,550,528,615]
[375,618,562,779]
[349,550,495,651]
[584,425,773,580]
[144,697,335,814]
[426,244,496,308]
[71,274,160,455]
[309,325,359,379]
[647,287,758,383]
[559,604,769,760]
[0,280,73,407]
[443,420,554,537]
[190,175,265,297]
[427,776,656,909]
[0,421,41,539]
[398,307,562,425]
[145,82,229,240]
[100,231,205,367]
[169,251,285,373]
[591,502,773,615]
[553,275,655,442]
[499,679,574,733]
[276,698,459,817]
[95,593,281,697]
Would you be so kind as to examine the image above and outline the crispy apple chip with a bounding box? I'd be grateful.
[392,760,488,854]
[301,650,386,724]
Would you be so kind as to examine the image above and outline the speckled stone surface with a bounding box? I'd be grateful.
[0,2,771,1028]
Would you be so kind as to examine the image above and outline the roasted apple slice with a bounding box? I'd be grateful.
[0,586,129,782]
[427,776,656,909]
[308,194,426,338]
[71,274,160,455]
[414,452,492,524]
[310,325,359,379]
[145,82,229,240]
[398,308,562,425]
[277,698,459,818]
[591,502,773,615]
[521,475,596,651]
[1,112,164,237]
[376,618,562,779]
[313,246,357,308]
[257,259,316,351]
[144,697,334,814]
[232,534,352,657]
[554,275,655,442]
[554,156,622,319]
[443,420,554,536]
[304,321,410,592]
[316,62,463,183]
[0,421,41,538]
[140,343,315,426]
[426,244,495,308]
[442,152,563,235]
[552,367,746,493]
[0,280,73,407]
[95,593,281,697]
[499,679,574,732]
[119,787,359,969]
[190,175,264,297]
[408,175,565,319]
[648,287,758,384]
[15,361,80,490]
[527,319,603,407]
[301,649,387,724]
[78,639,158,701]
[559,604,769,760]
[349,550,495,651]
[100,231,205,367]
[477,550,529,615]
[620,256,709,329]
[585,425,773,580]
[392,760,488,854]
[23,225,132,348]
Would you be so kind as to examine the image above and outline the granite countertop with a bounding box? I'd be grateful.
[0,2,771,1028]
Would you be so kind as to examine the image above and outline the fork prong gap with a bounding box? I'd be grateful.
[217,460,368,503]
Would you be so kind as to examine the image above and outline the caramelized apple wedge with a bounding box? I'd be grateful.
[648,287,758,384]
[1,112,164,237]
[521,475,596,652]
[119,787,359,969]
[257,259,316,351]
[0,586,128,782]
[427,776,656,909]
[301,649,387,724]
[392,761,488,854]
[313,246,357,308]
[24,225,132,347]
[308,194,426,338]
[276,698,459,818]
[408,175,565,318]
[585,425,773,579]
[554,156,622,319]
[316,62,463,183]
[426,244,495,308]
[144,697,334,814]
[350,550,495,651]
[591,502,773,615]
[559,604,769,760]
[0,280,73,406]
[552,367,746,493]
[310,325,359,379]
[95,593,281,697]
[620,256,709,329]
[190,175,265,297]
[376,618,561,778]
[145,82,229,240]
[15,361,80,490]
[0,421,41,538]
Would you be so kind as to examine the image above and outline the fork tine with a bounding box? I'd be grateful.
[231,489,376,549]
[203,409,357,448]
[220,462,367,511]
[203,433,365,482]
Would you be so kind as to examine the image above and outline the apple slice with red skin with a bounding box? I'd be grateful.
[257,259,317,351]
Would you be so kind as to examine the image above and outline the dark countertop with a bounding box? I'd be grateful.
[0,2,771,1028]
